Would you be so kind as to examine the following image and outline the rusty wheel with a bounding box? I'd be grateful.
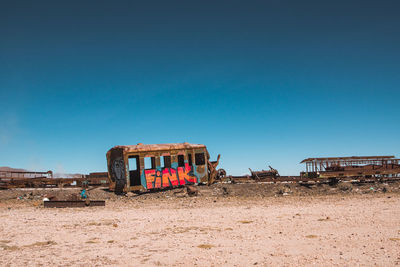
[217,169,226,180]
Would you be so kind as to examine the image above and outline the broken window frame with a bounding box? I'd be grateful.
[195,153,205,166]
[163,156,171,168]
[177,154,185,167]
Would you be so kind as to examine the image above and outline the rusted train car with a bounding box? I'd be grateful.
[106,143,220,193]
[300,156,400,180]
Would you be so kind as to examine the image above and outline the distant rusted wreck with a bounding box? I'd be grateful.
[300,155,400,180]
[0,170,108,189]
[106,143,221,194]
[249,166,280,180]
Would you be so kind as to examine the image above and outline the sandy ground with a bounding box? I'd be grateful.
[0,193,400,266]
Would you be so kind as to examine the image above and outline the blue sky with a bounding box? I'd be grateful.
[1,0,399,175]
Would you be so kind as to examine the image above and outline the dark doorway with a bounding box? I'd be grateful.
[128,156,141,186]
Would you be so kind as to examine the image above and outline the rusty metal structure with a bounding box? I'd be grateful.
[106,143,220,193]
[44,200,105,208]
[300,156,400,180]
[0,170,109,189]
[3,152,400,191]
[84,172,109,186]
[0,170,53,179]
[249,166,280,180]
[227,156,400,184]
[0,177,78,189]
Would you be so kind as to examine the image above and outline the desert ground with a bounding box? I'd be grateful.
[1,182,400,266]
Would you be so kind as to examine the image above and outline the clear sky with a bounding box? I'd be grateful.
[1,0,399,175]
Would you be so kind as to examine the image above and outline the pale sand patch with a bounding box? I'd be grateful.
[0,194,399,266]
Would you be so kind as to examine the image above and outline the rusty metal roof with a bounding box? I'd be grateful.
[300,156,395,163]
[110,142,206,153]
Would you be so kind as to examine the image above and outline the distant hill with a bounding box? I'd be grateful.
[0,166,29,172]
[0,167,85,178]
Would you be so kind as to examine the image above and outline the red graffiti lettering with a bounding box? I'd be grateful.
[144,163,197,189]
[178,164,196,184]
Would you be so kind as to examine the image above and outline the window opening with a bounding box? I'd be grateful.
[144,157,155,169]
[128,155,141,186]
[188,154,193,166]
[164,156,171,168]
[178,155,185,167]
[160,156,165,168]
[128,157,137,171]
[195,153,205,165]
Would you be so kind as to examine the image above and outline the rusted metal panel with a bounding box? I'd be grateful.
[84,172,109,186]
[111,142,206,153]
[44,200,105,208]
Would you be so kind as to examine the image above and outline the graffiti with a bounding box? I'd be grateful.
[112,157,125,183]
[144,163,197,189]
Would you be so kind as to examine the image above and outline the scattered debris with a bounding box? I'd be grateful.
[276,184,292,196]
[317,217,331,221]
[197,244,214,249]
[222,187,229,195]
[238,220,253,224]
[126,192,135,197]
[1,179,400,205]
[186,185,198,196]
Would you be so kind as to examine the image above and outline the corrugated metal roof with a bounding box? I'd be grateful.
[300,156,395,163]
[110,142,206,153]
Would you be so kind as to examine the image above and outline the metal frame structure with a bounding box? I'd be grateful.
[300,156,400,179]
[0,170,109,189]
[0,170,53,179]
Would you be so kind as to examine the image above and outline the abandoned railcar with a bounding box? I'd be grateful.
[107,143,219,193]
[300,156,400,179]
